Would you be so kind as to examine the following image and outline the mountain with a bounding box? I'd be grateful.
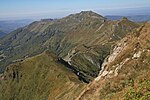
[0,11,144,99]
[100,7,150,16]
[0,11,139,81]
[0,19,33,33]
[106,15,150,22]
[76,22,150,100]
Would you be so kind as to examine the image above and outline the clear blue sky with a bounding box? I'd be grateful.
[0,0,150,20]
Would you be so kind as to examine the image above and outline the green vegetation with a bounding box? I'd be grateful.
[0,51,85,100]
[0,11,139,74]
[0,11,147,100]
[123,79,150,100]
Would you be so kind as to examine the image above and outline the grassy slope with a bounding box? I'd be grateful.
[0,51,85,100]
[61,18,139,81]
[0,12,146,100]
[76,22,150,100]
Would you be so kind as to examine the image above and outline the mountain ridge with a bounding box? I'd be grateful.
[0,11,147,100]
[0,11,140,82]
[0,19,33,34]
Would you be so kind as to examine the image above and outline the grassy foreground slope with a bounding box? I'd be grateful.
[0,51,85,100]
[76,22,150,100]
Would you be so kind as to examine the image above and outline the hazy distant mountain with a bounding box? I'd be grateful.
[99,7,150,16]
[106,15,150,22]
[0,30,5,37]
[0,19,33,33]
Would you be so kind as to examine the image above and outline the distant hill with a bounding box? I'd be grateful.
[105,15,150,22]
[99,7,150,16]
[41,18,55,22]
[0,30,5,37]
[0,19,33,33]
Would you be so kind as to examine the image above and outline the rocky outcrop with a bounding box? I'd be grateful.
[64,49,77,65]
[95,39,128,81]
[132,51,142,59]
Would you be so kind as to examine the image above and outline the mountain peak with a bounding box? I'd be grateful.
[80,11,100,15]
[121,17,128,20]
[66,11,106,21]
[79,11,105,18]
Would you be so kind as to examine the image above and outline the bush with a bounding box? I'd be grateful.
[140,92,150,100]
[123,87,141,100]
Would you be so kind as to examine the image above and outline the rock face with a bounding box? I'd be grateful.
[132,51,142,59]
[94,38,128,81]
